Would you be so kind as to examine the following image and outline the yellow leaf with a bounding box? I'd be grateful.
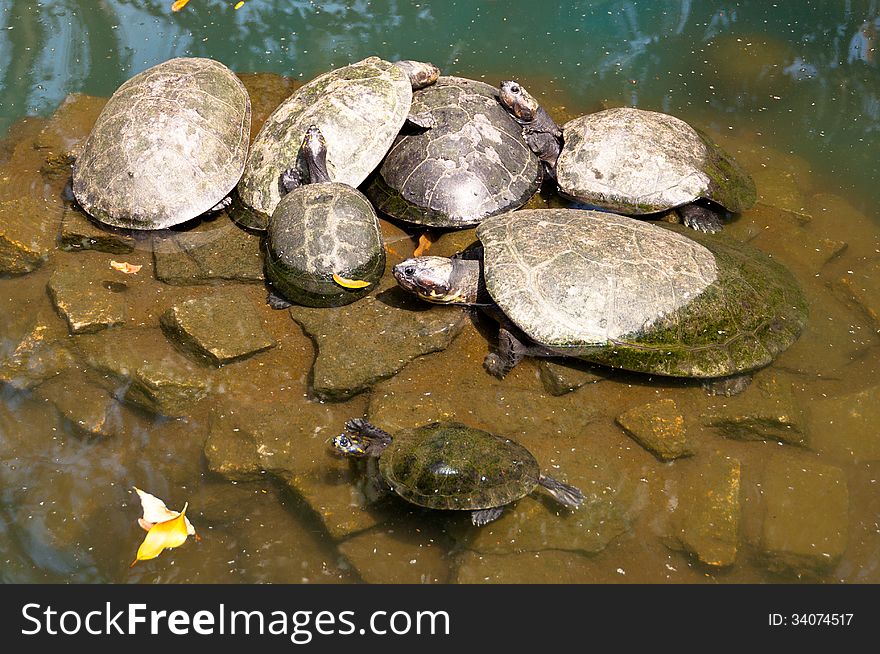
[234,1,245,8]
[110,260,142,274]
[332,272,371,289]
[171,0,191,12]
[131,503,190,567]
[133,486,196,536]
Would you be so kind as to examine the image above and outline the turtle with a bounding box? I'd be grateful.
[332,418,584,526]
[365,76,543,229]
[264,125,385,308]
[236,57,440,230]
[72,57,251,230]
[497,80,757,233]
[392,208,807,389]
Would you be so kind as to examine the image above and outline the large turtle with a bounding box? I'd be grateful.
[497,81,756,233]
[237,57,439,229]
[393,209,807,386]
[72,57,251,230]
[366,76,543,228]
[332,418,584,526]
[264,125,385,308]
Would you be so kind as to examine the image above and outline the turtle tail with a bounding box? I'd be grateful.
[538,474,585,508]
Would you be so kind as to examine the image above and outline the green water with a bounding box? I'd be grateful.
[1,0,879,584]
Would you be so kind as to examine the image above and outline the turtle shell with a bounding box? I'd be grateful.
[476,209,807,378]
[72,57,251,230]
[265,182,385,307]
[237,57,412,229]
[379,422,540,511]
[366,76,542,228]
[556,107,756,214]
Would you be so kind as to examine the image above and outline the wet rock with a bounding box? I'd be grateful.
[59,207,136,254]
[34,369,124,438]
[759,454,848,575]
[454,549,588,583]
[669,453,741,567]
[47,260,128,334]
[616,398,694,461]
[537,360,605,396]
[422,228,479,258]
[34,93,107,179]
[834,259,880,330]
[236,72,301,143]
[809,385,880,463]
[160,290,276,366]
[808,193,880,263]
[0,198,59,274]
[152,215,264,285]
[75,328,211,417]
[338,526,451,583]
[703,372,806,446]
[288,280,467,400]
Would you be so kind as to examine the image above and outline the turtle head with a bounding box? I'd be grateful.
[498,80,539,122]
[331,432,368,458]
[395,60,441,90]
[300,125,330,184]
[393,256,465,304]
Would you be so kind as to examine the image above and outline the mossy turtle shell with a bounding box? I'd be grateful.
[556,107,756,214]
[238,57,412,228]
[476,209,807,378]
[265,182,385,308]
[72,57,251,230]
[379,422,541,510]
[366,76,542,228]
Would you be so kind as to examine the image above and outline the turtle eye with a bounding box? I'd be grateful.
[403,265,416,277]
[510,83,521,94]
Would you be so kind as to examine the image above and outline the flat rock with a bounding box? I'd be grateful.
[616,398,694,461]
[338,526,451,583]
[160,290,275,365]
[537,360,606,396]
[59,207,137,254]
[454,549,588,583]
[34,369,125,438]
[669,453,741,567]
[34,93,107,179]
[760,454,848,575]
[703,372,806,446]
[47,259,128,334]
[152,214,264,285]
[809,385,880,462]
[0,198,59,274]
[75,328,211,417]
[288,280,467,400]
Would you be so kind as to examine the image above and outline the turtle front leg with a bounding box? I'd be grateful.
[471,506,504,526]
[678,203,724,233]
[483,323,559,378]
[266,288,293,310]
[538,474,584,508]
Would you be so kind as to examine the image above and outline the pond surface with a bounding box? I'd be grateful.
[0,0,878,583]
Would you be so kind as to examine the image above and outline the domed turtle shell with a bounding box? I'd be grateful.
[366,76,542,228]
[265,182,385,307]
[72,57,251,230]
[556,107,756,215]
[476,209,806,378]
[379,422,541,511]
[237,57,412,229]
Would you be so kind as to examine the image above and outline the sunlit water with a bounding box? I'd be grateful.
[0,0,878,583]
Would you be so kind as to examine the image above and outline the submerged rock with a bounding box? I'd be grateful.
[47,259,128,334]
[34,369,125,438]
[834,259,880,330]
[34,93,107,180]
[59,207,136,254]
[75,328,211,417]
[537,360,605,396]
[759,454,848,575]
[454,549,589,583]
[288,280,466,400]
[160,290,276,366]
[809,385,880,463]
[616,398,694,461]
[669,453,741,567]
[0,198,59,274]
[338,526,451,584]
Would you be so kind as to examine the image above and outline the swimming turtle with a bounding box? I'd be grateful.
[393,209,807,386]
[332,418,584,526]
[236,57,439,229]
[366,76,543,228]
[72,57,251,230]
[497,81,756,233]
[264,126,385,308]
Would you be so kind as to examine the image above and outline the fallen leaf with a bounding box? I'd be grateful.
[413,232,436,257]
[134,487,196,536]
[110,260,142,274]
[131,503,191,567]
[332,272,371,289]
[171,0,191,11]
[234,1,245,8]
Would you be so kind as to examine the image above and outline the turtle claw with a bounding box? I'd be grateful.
[471,506,504,526]
[483,353,510,378]
[679,203,724,233]
[266,290,292,310]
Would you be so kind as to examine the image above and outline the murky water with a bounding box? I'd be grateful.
[1,0,879,583]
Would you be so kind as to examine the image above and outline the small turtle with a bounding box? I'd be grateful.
[264,126,385,309]
[73,57,251,230]
[393,209,807,390]
[332,418,584,526]
[366,76,543,228]
[237,57,439,229]
[497,81,756,233]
